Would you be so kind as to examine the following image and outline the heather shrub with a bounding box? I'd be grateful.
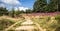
[55,15,60,24]
[8,30,15,31]
[55,27,60,31]
[55,15,60,31]
[55,15,60,20]
[47,16,51,21]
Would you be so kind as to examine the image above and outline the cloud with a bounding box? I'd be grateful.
[0,3,5,7]
[0,0,21,6]
[15,7,29,11]
[19,7,29,11]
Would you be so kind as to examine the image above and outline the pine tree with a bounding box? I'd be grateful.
[58,0,60,11]
[0,7,8,16]
[33,0,58,13]
[33,0,47,13]
[11,8,15,17]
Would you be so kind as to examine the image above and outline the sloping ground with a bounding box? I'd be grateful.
[0,13,60,31]
[14,16,57,31]
[4,15,59,31]
[15,16,45,31]
[0,16,22,22]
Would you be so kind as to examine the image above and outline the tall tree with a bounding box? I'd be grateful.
[15,8,21,16]
[0,7,8,16]
[33,0,47,13]
[49,0,58,12]
[58,0,60,11]
[33,0,58,13]
[11,8,15,17]
[25,9,32,13]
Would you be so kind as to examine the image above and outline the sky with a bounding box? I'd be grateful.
[0,0,35,11]
[0,0,50,11]
[47,0,50,4]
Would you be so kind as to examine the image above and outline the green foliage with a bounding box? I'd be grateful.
[58,0,60,11]
[11,8,15,17]
[0,7,8,16]
[55,15,60,20]
[33,29,38,31]
[8,30,15,31]
[55,15,60,31]
[48,0,58,12]
[15,9,21,16]
[55,15,60,24]
[33,0,47,13]
[55,27,60,31]
[25,9,32,13]
[33,0,58,13]
[20,10,25,13]
[47,16,51,21]
[20,30,26,31]
[49,23,57,28]
[31,16,59,31]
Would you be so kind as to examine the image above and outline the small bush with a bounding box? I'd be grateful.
[55,15,60,20]
[8,30,15,31]
[50,23,57,28]
[55,15,60,24]
[55,27,60,31]
[47,16,51,21]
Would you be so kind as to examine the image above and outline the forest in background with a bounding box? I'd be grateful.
[0,0,59,17]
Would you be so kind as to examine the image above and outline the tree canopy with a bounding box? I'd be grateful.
[0,7,8,16]
[33,0,58,13]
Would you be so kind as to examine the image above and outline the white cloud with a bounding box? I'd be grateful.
[15,7,29,11]
[0,0,21,5]
[19,7,29,11]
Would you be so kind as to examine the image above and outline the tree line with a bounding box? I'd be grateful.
[0,0,59,17]
[33,0,58,13]
[0,7,33,17]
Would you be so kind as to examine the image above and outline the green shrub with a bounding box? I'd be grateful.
[33,29,38,31]
[55,27,60,31]
[47,17,51,21]
[50,23,57,28]
[55,15,60,20]
[8,30,15,31]
[55,15,60,24]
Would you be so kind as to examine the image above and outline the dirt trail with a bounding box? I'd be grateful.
[24,16,46,31]
[5,16,46,31]
[4,19,25,31]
